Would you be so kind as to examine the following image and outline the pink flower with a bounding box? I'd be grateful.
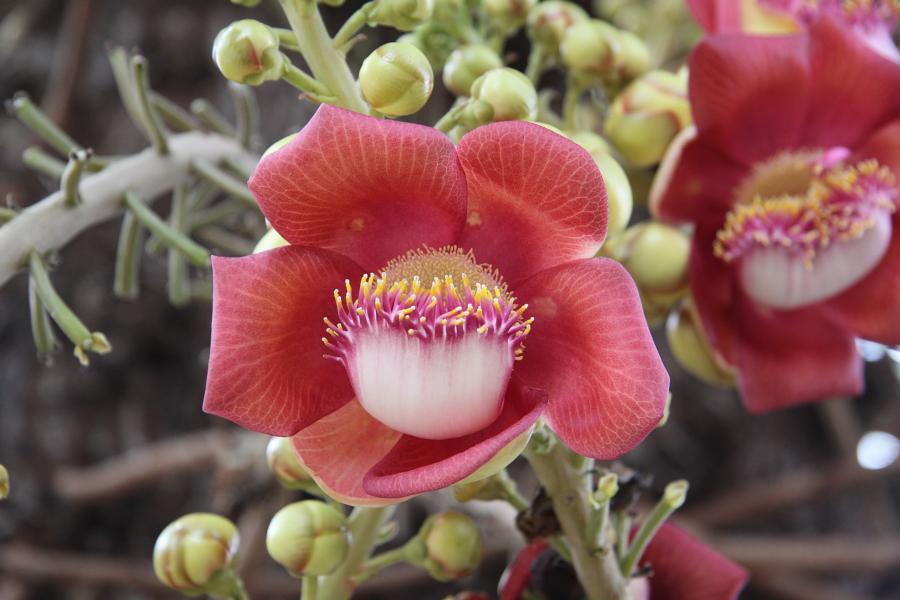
[499,525,748,599]
[651,18,900,412]
[687,0,900,61]
[203,105,669,504]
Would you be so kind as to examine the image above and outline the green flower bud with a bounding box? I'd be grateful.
[470,68,537,121]
[526,1,589,57]
[612,29,651,81]
[560,20,619,77]
[456,99,495,130]
[369,0,434,31]
[571,132,633,236]
[414,512,482,581]
[595,472,619,502]
[666,297,736,388]
[398,23,456,69]
[266,500,349,576]
[0,464,8,500]
[484,0,537,31]
[266,437,315,490]
[153,513,239,596]
[442,45,503,97]
[212,20,284,86]
[604,69,690,167]
[360,42,434,116]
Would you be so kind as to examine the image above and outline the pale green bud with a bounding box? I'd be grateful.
[415,512,482,581]
[595,472,619,501]
[153,513,239,596]
[369,0,434,31]
[470,68,537,121]
[605,69,691,167]
[266,437,315,490]
[456,99,495,130]
[360,42,434,116]
[666,298,736,388]
[526,1,589,56]
[266,501,349,576]
[612,29,651,81]
[560,20,619,76]
[484,0,537,30]
[442,45,503,97]
[398,23,456,69]
[663,479,688,509]
[0,464,8,500]
[212,20,284,86]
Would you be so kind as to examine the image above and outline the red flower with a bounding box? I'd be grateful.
[499,526,748,600]
[651,18,900,412]
[203,105,668,504]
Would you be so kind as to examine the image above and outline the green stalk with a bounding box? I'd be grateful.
[22,147,65,179]
[28,274,59,359]
[60,149,91,207]
[7,93,79,156]
[167,184,190,307]
[131,56,169,155]
[191,99,237,136]
[301,576,318,600]
[331,2,373,50]
[281,62,335,101]
[317,506,395,600]
[123,191,210,268]
[277,0,368,114]
[619,480,688,577]
[150,92,200,132]
[113,210,144,300]
[191,159,257,208]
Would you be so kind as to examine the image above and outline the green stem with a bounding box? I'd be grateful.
[301,576,318,600]
[150,92,200,132]
[28,273,59,359]
[22,147,65,179]
[331,3,372,50]
[167,184,190,307]
[614,512,631,560]
[113,210,144,300]
[525,444,627,600]
[108,47,145,135]
[562,76,583,132]
[273,27,303,53]
[434,103,464,133]
[525,46,546,85]
[191,159,257,208]
[7,93,79,156]
[278,0,369,114]
[317,506,395,600]
[362,545,410,573]
[0,208,16,224]
[282,62,335,100]
[191,99,237,136]
[123,191,210,268]
[619,481,687,578]
[61,149,91,207]
[131,56,169,155]
[229,83,258,150]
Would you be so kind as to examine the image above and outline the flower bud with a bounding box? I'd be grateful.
[662,479,688,509]
[457,99,495,130]
[360,42,434,116]
[604,69,691,168]
[526,1,589,57]
[153,513,239,596]
[266,437,315,490]
[266,500,349,576]
[212,20,284,86]
[413,512,482,581]
[398,23,456,69]
[470,68,537,121]
[442,45,503,97]
[484,0,537,31]
[611,29,651,82]
[666,297,736,388]
[560,20,619,77]
[0,464,8,500]
[369,0,434,31]
[594,472,619,502]
[570,132,633,236]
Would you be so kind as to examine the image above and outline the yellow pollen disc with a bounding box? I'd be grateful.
[384,245,506,292]
[734,149,821,206]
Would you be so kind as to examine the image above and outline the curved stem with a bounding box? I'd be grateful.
[317,506,394,600]
[525,444,627,600]
[277,0,368,114]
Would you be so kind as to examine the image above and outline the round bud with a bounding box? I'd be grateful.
[266,500,349,576]
[605,69,690,167]
[442,45,503,97]
[608,222,689,295]
[369,0,434,31]
[612,29,651,81]
[526,1,589,56]
[571,132,633,236]
[398,23,457,69]
[483,0,537,31]
[153,513,239,595]
[266,437,315,489]
[0,464,8,500]
[360,42,434,116]
[457,99,495,130]
[417,512,482,581]
[212,20,284,86]
[560,20,619,77]
[470,68,537,121]
[666,298,736,388]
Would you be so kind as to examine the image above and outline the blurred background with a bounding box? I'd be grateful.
[0,1,898,598]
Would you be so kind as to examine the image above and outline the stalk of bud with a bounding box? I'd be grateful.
[212,20,284,86]
[0,464,8,500]
[266,500,350,577]
[369,0,434,31]
[360,42,434,116]
[443,45,503,97]
[470,68,537,121]
[153,513,240,597]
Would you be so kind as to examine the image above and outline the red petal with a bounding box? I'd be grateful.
[688,32,810,165]
[249,104,467,271]
[456,121,607,286]
[641,524,748,600]
[802,17,900,149]
[292,401,403,506]
[203,246,362,435]
[362,384,546,498]
[650,128,748,225]
[514,259,669,459]
[499,540,550,600]
[856,117,900,174]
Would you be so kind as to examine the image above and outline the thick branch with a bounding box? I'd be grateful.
[0,132,257,288]
[713,535,900,573]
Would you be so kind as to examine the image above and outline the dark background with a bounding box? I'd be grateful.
[0,1,898,598]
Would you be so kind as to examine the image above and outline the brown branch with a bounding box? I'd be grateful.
[41,0,94,127]
[683,458,900,526]
[751,570,874,600]
[714,535,900,573]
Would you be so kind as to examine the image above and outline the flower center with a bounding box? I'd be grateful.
[715,150,897,309]
[322,247,532,440]
[759,0,900,29]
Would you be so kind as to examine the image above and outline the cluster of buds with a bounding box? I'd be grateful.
[484,0,538,35]
[560,19,651,85]
[526,1,589,59]
[443,45,503,97]
[469,68,538,121]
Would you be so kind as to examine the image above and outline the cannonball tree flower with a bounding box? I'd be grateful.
[499,525,747,600]
[203,105,668,505]
[651,17,900,412]
[686,0,900,61]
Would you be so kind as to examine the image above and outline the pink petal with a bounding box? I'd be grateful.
[686,0,743,32]
[249,104,468,271]
[513,259,669,459]
[688,32,810,165]
[802,17,900,149]
[641,524,748,600]
[291,401,403,507]
[203,246,363,435]
[456,121,607,287]
[650,128,748,225]
[362,384,546,498]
